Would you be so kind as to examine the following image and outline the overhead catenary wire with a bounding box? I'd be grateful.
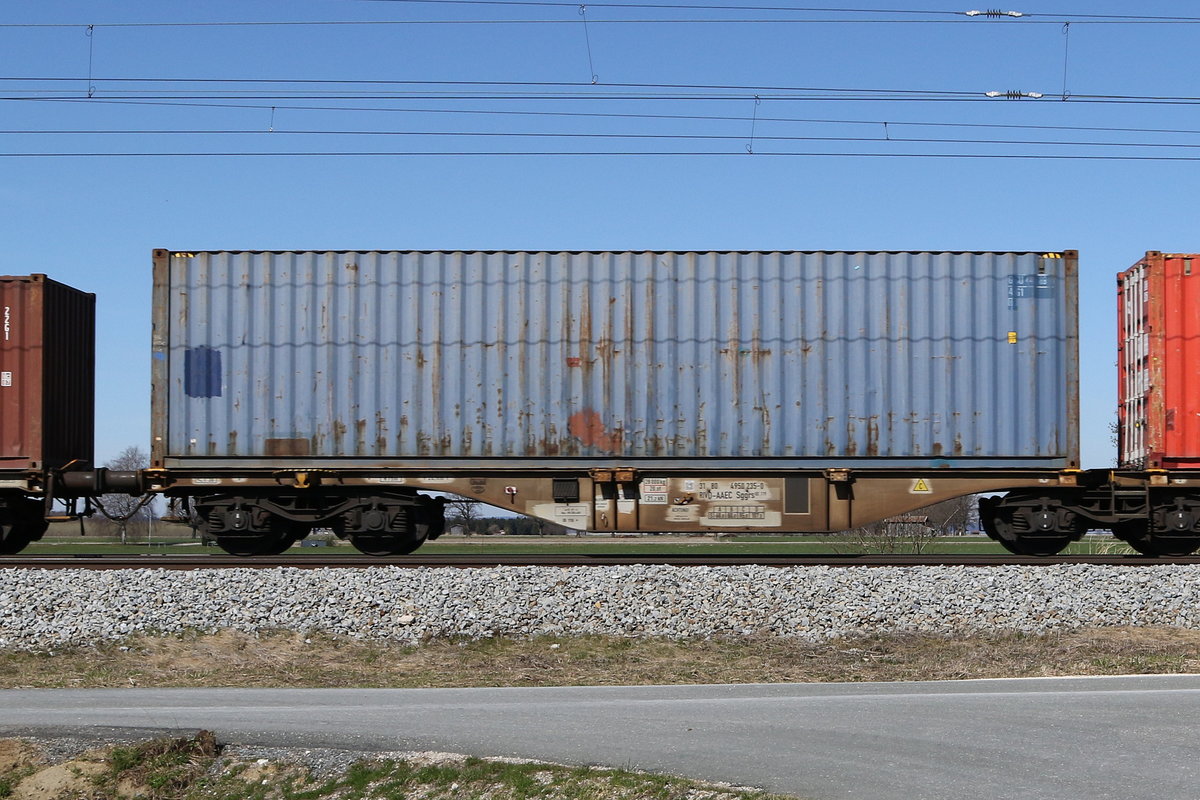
[0,19,1045,26]
[11,92,1200,106]
[9,76,1200,106]
[344,0,1200,23]
[8,7,1200,26]
[5,128,1200,152]
[352,1,984,12]
[20,96,1200,139]
[8,150,1200,160]
[7,18,1200,28]
[5,8,1197,165]
[0,75,1003,94]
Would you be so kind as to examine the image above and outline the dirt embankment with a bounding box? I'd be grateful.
[0,733,789,800]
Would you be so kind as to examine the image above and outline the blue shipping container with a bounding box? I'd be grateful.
[151,250,1079,469]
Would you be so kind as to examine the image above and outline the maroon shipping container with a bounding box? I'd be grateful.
[0,275,95,471]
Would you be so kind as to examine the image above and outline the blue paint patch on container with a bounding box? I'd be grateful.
[184,346,221,398]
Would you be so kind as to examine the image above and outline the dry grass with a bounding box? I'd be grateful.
[2,627,1199,689]
[101,731,221,799]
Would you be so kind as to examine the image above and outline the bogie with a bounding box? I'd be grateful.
[1111,497,1200,557]
[981,486,1200,558]
[193,491,447,557]
[337,495,447,556]
[197,501,295,557]
[979,493,1089,557]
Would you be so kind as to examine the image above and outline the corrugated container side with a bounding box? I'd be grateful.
[0,275,95,470]
[153,249,1079,469]
[1118,252,1200,469]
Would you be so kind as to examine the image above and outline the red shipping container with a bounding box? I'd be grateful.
[1118,252,1200,468]
[0,275,95,471]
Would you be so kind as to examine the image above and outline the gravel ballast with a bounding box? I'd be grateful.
[0,564,1195,650]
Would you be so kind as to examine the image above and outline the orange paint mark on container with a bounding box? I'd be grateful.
[568,409,623,453]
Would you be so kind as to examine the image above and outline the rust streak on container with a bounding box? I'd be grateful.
[866,417,880,457]
[355,419,367,454]
[375,413,387,456]
[331,420,347,453]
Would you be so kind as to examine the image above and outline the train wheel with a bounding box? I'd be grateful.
[0,501,47,555]
[0,528,32,555]
[1112,521,1200,557]
[215,534,297,557]
[347,533,426,556]
[258,535,299,555]
[994,533,1074,557]
[1123,535,1198,557]
[979,497,1074,556]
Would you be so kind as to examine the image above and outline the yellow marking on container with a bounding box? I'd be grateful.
[1042,252,1062,259]
[911,478,932,493]
[1008,331,1018,344]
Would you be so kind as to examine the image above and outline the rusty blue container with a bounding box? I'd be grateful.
[150,249,1079,469]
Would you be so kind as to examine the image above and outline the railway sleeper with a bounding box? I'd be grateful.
[192,491,447,557]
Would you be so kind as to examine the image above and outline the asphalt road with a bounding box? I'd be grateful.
[1,676,1196,800]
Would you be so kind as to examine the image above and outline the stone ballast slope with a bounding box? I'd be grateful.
[0,564,1193,649]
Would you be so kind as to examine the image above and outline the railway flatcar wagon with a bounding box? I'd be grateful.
[10,248,1200,558]
[143,248,1100,557]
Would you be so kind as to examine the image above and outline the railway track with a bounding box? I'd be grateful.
[0,553,1196,569]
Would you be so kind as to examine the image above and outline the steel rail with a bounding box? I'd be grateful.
[0,553,1194,569]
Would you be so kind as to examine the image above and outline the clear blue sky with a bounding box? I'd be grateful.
[2,1,1196,468]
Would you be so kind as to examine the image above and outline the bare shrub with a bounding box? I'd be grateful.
[837,495,976,554]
